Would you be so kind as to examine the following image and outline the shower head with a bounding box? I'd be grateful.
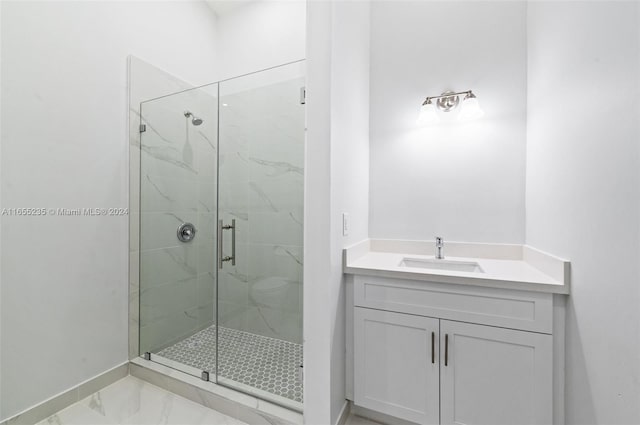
[184,111,203,126]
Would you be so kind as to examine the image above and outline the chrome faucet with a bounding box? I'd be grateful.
[435,237,444,259]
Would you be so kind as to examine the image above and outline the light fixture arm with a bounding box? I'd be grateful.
[417,88,483,125]
[421,90,474,106]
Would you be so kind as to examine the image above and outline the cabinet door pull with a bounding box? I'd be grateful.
[445,333,449,366]
[431,331,435,363]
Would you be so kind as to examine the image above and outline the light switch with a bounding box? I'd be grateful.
[343,213,349,236]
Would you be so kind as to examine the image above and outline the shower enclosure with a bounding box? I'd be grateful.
[137,61,305,410]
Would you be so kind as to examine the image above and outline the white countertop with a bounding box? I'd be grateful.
[343,240,570,294]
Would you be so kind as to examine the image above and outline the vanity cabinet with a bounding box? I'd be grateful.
[354,308,440,424]
[439,320,552,425]
[350,275,561,425]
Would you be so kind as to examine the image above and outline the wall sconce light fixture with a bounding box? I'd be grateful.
[417,90,484,125]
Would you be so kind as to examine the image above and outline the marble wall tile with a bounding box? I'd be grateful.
[139,111,199,183]
[196,212,217,244]
[136,78,219,353]
[140,246,199,290]
[218,154,249,188]
[243,306,302,344]
[246,244,303,284]
[249,278,301,315]
[196,242,216,276]
[248,212,304,246]
[192,303,215,328]
[247,177,304,213]
[196,144,218,182]
[193,123,218,155]
[218,301,250,329]
[129,56,198,360]
[140,278,198,326]
[215,75,304,344]
[219,275,249,307]
[140,212,198,251]
[197,182,217,214]
[197,272,216,302]
[140,309,200,353]
[141,174,198,213]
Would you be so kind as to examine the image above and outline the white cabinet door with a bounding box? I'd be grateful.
[354,308,439,424]
[440,320,553,425]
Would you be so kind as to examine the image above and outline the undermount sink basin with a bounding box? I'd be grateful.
[399,257,484,273]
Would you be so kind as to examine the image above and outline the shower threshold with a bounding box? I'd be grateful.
[153,325,303,407]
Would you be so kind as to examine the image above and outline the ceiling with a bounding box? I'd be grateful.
[204,0,256,17]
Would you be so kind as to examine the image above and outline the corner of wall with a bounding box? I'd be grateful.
[328,1,372,424]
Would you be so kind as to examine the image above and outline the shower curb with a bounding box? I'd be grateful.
[130,358,303,425]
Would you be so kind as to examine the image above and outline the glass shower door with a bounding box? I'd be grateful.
[216,61,305,409]
[138,83,219,379]
[137,61,305,410]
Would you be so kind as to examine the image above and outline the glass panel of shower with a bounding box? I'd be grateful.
[216,62,305,407]
[138,82,219,380]
[138,61,304,410]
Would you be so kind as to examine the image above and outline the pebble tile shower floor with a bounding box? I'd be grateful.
[158,326,303,403]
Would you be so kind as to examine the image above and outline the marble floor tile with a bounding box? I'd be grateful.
[36,376,247,425]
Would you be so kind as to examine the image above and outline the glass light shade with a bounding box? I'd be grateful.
[458,97,484,121]
[417,103,440,125]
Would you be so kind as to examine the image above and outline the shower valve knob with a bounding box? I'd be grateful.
[177,223,196,243]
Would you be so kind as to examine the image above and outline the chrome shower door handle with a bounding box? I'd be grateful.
[231,219,236,265]
[218,219,236,269]
[218,220,223,269]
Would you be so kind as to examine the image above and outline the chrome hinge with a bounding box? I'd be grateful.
[300,87,306,105]
[139,124,147,133]
[201,371,210,382]
[144,352,151,360]
[298,364,303,383]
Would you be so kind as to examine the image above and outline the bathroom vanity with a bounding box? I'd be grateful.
[344,240,570,425]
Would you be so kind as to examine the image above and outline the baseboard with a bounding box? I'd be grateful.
[351,404,415,425]
[0,362,129,425]
[335,400,351,425]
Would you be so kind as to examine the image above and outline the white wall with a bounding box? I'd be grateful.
[368,1,527,243]
[214,0,306,80]
[303,2,333,420]
[0,1,218,419]
[304,1,370,423]
[329,2,370,422]
[526,2,640,424]
[0,1,3,419]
